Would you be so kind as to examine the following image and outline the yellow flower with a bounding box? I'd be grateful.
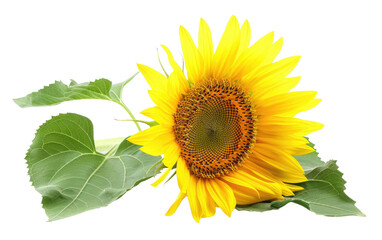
[129,16,323,222]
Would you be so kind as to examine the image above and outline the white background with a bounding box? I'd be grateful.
[1,0,381,239]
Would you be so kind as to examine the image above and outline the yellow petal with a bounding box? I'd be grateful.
[251,76,301,101]
[232,31,274,81]
[161,45,189,84]
[237,20,251,58]
[140,106,174,126]
[188,175,202,222]
[250,144,307,183]
[222,174,260,198]
[177,158,190,193]
[256,134,316,155]
[284,98,321,117]
[148,90,177,114]
[137,64,167,91]
[257,116,324,136]
[167,70,188,102]
[256,91,318,116]
[212,15,240,78]
[197,179,216,218]
[285,183,304,192]
[221,180,260,205]
[166,192,186,216]
[180,26,204,83]
[127,125,168,146]
[253,143,305,173]
[205,179,236,217]
[139,130,174,156]
[198,18,213,78]
[242,160,284,184]
[152,164,174,187]
[231,169,282,196]
[162,143,180,167]
[244,55,301,88]
[281,186,295,196]
[261,37,283,66]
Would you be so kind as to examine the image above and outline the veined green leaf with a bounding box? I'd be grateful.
[14,73,142,131]
[14,73,138,108]
[27,113,161,221]
[236,160,364,217]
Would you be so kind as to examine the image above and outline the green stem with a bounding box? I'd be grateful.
[157,48,169,78]
[115,119,158,127]
[117,102,142,131]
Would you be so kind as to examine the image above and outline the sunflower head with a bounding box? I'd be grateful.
[129,16,323,222]
[173,78,257,179]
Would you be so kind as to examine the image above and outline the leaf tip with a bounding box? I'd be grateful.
[13,97,26,107]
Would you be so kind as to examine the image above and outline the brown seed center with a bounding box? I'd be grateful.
[173,80,256,178]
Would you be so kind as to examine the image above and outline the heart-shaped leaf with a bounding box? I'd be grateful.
[27,113,161,221]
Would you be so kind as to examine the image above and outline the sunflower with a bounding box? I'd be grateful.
[128,16,323,222]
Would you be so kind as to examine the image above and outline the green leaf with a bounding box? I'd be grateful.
[27,113,161,221]
[94,137,126,153]
[14,73,138,108]
[14,73,142,131]
[294,139,325,173]
[236,160,364,217]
